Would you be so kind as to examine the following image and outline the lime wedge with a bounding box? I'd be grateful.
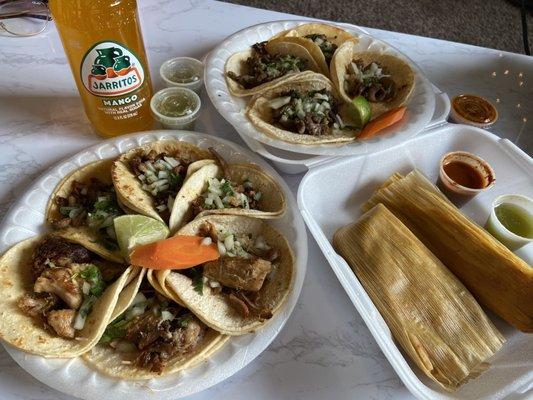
[349,96,372,128]
[114,215,169,259]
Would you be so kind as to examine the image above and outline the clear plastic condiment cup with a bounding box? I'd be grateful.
[160,57,204,92]
[485,194,533,250]
[150,87,201,130]
[437,151,495,207]
[450,94,498,128]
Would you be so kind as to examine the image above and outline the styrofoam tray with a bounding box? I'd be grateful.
[0,130,308,400]
[297,124,533,400]
[205,20,436,157]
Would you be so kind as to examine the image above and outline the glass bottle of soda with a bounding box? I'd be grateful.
[49,0,153,137]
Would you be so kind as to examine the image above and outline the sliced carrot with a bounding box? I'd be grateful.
[130,235,219,270]
[358,106,407,140]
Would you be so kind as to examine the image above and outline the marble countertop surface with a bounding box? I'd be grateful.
[0,1,530,399]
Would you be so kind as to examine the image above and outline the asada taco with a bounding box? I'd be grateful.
[83,276,227,379]
[0,234,139,358]
[331,41,415,118]
[225,36,321,97]
[246,71,359,145]
[168,149,286,233]
[161,215,294,335]
[111,140,213,225]
[273,23,358,76]
[46,159,126,263]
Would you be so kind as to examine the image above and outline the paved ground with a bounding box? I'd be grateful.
[223,0,533,54]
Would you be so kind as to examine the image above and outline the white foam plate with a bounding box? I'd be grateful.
[205,20,436,156]
[298,123,532,400]
[0,130,308,400]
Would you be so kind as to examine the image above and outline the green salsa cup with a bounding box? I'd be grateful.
[485,194,533,250]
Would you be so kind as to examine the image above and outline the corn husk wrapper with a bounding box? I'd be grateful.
[362,170,533,332]
[333,204,505,391]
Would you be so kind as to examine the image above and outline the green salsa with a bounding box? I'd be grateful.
[157,94,195,118]
[495,203,533,238]
[169,65,199,84]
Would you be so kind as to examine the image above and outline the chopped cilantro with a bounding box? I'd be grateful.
[220,180,234,196]
[176,314,193,328]
[190,268,204,295]
[168,172,183,190]
[99,316,128,344]
[81,265,105,297]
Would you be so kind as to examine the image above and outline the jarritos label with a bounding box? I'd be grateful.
[80,41,145,97]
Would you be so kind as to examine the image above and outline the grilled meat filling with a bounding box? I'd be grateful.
[32,235,91,280]
[203,257,272,292]
[304,33,338,65]
[344,59,397,102]
[191,178,261,217]
[47,309,76,339]
[192,222,279,319]
[271,89,339,136]
[51,179,123,248]
[100,291,206,374]
[17,292,58,318]
[130,313,204,373]
[17,236,106,339]
[227,41,307,89]
[34,267,83,309]
[129,150,190,222]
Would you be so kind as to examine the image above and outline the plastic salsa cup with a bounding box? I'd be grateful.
[160,57,204,92]
[450,94,498,128]
[485,194,533,250]
[437,151,495,206]
[150,87,201,130]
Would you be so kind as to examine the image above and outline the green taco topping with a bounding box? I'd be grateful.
[183,222,278,319]
[100,289,206,374]
[227,41,307,89]
[304,33,338,64]
[344,59,397,102]
[52,179,123,248]
[17,236,109,338]
[191,178,262,216]
[129,151,191,222]
[269,89,347,135]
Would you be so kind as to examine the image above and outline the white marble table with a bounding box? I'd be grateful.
[0,1,531,399]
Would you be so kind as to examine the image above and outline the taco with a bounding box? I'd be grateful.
[161,215,294,335]
[0,234,138,358]
[274,23,358,76]
[331,41,415,118]
[225,36,321,97]
[246,72,359,145]
[46,159,125,263]
[83,277,227,379]
[111,140,213,224]
[168,150,286,233]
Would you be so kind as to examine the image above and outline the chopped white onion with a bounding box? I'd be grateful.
[131,292,147,306]
[161,310,174,321]
[73,312,86,330]
[267,96,291,109]
[224,234,234,251]
[201,237,212,246]
[82,281,91,296]
[116,341,136,353]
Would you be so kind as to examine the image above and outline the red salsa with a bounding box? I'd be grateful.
[443,160,486,189]
[452,94,497,125]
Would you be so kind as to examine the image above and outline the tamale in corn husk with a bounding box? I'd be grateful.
[362,170,533,332]
[333,204,505,391]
